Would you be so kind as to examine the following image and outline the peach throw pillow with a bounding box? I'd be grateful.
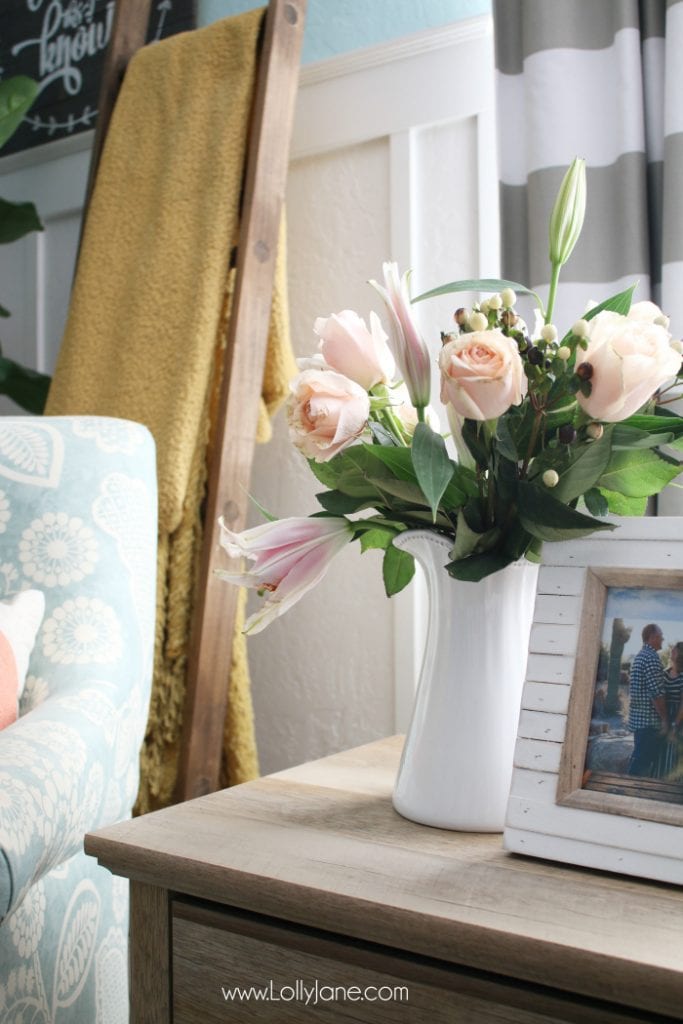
[0,590,45,730]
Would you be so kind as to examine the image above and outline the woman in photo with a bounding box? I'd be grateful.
[659,642,683,779]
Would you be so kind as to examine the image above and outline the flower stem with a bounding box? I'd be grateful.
[545,262,561,325]
[520,406,545,478]
[417,405,426,423]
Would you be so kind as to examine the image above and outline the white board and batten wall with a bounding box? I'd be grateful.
[0,16,498,773]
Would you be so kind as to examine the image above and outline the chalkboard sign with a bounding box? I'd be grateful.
[1,0,196,156]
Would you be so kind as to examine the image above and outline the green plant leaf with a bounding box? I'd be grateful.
[368,420,398,446]
[363,444,418,481]
[611,424,674,450]
[451,509,500,561]
[551,430,613,503]
[625,413,683,435]
[316,490,375,514]
[0,77,39,150]
[446,550,516,582]
[599,488,648,516]
[583,488,609,517]
[597,448,682,498]
[412,277,540,306]
[0,198,43,244]
[583,283,636,320]
[0,356,50,413]
[358,528,395,553]
[410,422,454,522]
[382,543,415,597]
[0,304,9,318]
[247,493,277,522]
[516,481,614,542]
[495,414,518,461]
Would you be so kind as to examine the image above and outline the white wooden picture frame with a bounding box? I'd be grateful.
[504,517,683,885]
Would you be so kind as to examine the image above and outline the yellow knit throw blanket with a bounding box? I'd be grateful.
[45,9,297,811]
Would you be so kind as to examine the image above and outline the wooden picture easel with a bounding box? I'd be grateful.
[82,0,306,802]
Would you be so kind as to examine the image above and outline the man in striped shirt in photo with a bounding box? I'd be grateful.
[627,624,669,777]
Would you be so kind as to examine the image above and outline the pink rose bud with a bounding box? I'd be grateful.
[438,329,525,421]
[287,369,370,462]
[576,310,682,421]
[313,309,395,391]
[216,515,353,634]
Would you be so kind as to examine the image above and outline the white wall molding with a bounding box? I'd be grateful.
[299,16,493,87]
[287,17,497,734]
[292,16,495,160]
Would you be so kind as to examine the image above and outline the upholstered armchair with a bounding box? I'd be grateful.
[0,416,157,1024]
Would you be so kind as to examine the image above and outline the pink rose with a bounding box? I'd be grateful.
[576,310,681,421]
[438,329,524,421]
[287,369,370,462]
[314,310,395,390]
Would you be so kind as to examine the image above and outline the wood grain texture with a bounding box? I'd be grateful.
[556,568,606,802]
[85,736,683,1019]
[176,0,307,802]
[172,901,652,1024]
[129,882,172,1024]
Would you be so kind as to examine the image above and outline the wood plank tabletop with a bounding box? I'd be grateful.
[85,736,683,1018]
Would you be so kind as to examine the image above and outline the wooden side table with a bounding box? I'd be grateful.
[86,736,683,1023]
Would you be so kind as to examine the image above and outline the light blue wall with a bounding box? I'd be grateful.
[198,0,491,63]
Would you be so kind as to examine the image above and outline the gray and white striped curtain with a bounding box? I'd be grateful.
[494,0,683,332]
[494,0,683,512]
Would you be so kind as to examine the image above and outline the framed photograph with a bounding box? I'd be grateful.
[504,517,683,884]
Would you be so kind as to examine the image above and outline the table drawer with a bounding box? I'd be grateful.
[171,900,652,1024]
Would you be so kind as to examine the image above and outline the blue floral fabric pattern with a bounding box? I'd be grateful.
[0,417,157,1024]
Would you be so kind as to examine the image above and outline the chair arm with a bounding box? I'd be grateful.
[0,672,147,920]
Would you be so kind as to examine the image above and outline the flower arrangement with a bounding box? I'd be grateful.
[218,159,683,634]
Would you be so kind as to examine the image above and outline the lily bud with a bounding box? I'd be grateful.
[549,157,587,267]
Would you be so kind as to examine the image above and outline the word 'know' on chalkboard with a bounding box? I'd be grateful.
[1,0,196,156]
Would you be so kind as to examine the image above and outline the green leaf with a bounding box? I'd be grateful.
[451,509,500,561]
[584,283,636,321]
[597,448,682,498]
[0,198,43,244]
[0,357,50,413]
[247,493,277,522]
[363,444,418,482]
[0,76,39,150]
[625,413,683,436]
[517,481,614,542]
[583,488,609,517]
[599,488,648,516]
[551,430,613,503]
[412,277,540,306]
[495,414,518,461]
[368,420,398,446]
[382,543,415,597]
[358,528,394,553]
[446,550,516,582]
[611,424,674,450]
[316,490,375,514]
[410,423,454,522]
[0,304,9,318]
